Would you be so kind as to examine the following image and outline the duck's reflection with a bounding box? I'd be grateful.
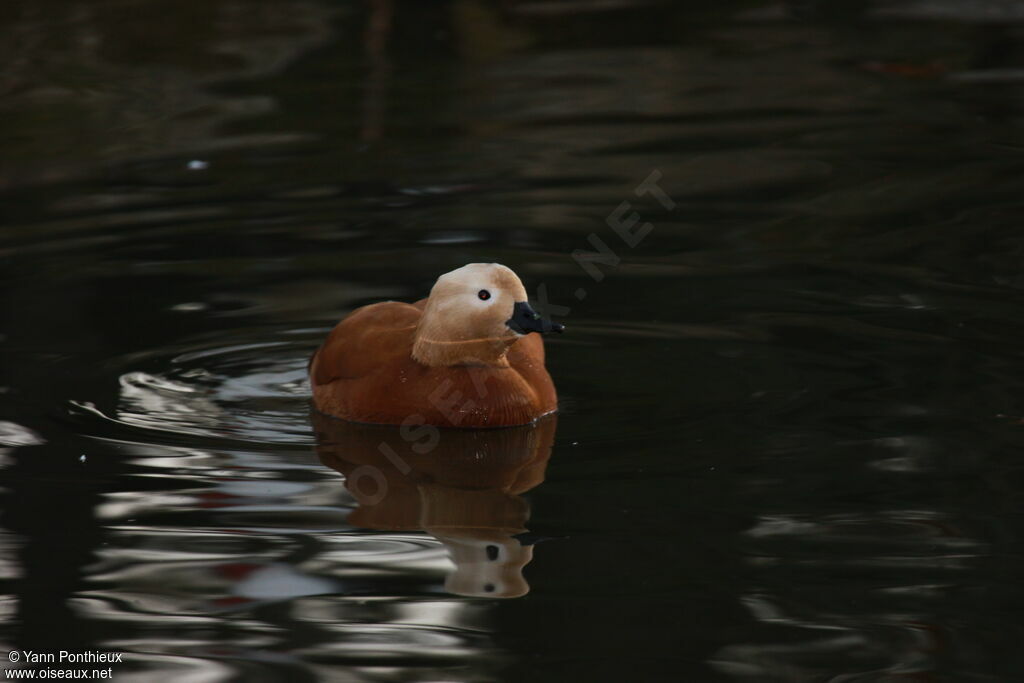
[312,413,556,598]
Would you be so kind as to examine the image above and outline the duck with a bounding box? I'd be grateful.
[309,263,563,428]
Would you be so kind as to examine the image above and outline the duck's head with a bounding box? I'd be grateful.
[412,263,563,367]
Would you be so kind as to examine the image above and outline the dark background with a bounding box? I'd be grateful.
[3,1,1024,680]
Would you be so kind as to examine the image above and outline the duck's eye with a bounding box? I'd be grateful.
[478,289,491,301]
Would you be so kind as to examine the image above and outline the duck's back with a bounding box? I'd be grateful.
[310,301,556,427]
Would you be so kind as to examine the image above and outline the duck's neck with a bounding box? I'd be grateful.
[411,331,514,368]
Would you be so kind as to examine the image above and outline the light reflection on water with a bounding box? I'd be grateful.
[42,327,558,678]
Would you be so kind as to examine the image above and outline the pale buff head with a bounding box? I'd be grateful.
[412,263,559,367]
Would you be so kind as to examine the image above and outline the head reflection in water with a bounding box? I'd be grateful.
[313,413,556,598]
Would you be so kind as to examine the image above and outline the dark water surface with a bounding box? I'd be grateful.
[4,1,1024,680]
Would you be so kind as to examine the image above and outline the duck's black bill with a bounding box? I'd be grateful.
[507,301,564,335]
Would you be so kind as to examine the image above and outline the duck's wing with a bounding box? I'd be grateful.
[310,301,421,385]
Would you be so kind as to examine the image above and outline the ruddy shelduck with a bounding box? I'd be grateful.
[309,263,562,427]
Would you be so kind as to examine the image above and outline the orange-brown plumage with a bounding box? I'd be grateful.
[309,264,560,428]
